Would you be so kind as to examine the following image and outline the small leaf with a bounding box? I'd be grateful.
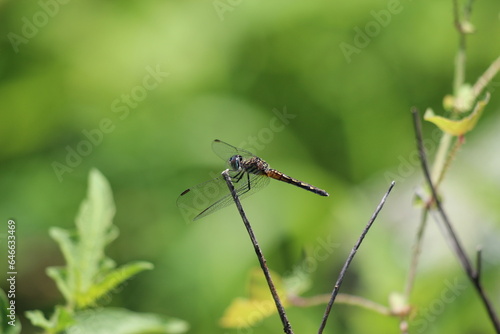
[48,228,77,305]
[69,307,189,334]
[75,168,117,293]
[46,267,73,306]
[424,93,490,136]
[25,307,74,333]
[77,261,154,308]
[52,306,76,332]
[25,310,52,331]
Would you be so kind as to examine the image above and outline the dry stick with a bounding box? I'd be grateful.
[317,181,396,334]
[222,170,293,334]
[411,108,500,333]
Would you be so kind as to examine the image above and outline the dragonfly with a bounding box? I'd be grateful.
[177,139,329,221]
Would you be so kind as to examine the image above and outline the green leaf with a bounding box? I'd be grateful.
[424,93,490,136]
[75,168,117,296]
[0,288,21,334]
[25,306,74,334]
[46,267,72,306]
[47,228,77,305]
[25,310,52,331]
[68,307,189,334]
[25,169,169,333]
[78,261,154,308]
[45,168,134,309]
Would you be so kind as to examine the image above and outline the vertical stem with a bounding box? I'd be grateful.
[430,133,453,186]
[222,170,294,334]
[452,0,467,97]
[435,135,464,187]
[404,208,429,299]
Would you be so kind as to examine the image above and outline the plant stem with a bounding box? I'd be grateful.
[317,181,395,334]
[472,56,500,99]
[452,0,467,97]
[430,133,453,187]
[222,170,294,334]
[290,293,391,316]
[404,207,429,300]
[411,108,500,333]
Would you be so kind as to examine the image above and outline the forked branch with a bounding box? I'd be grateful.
[411,108,500,333]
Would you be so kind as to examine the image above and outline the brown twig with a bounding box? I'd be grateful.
[317,181,395,334]
[222,169,293,334]
[411,108,500,333]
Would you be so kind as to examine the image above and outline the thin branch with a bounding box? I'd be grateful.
[435,134,464,187]
[411,108,474,276]
[476,246,483,282]
[290,293,392,316]
[404,206,429,299]
[411,108,500,333]
[452,0,467,97]
[472,56,500,100]
[317,181,395,334]
[221,170,293,334]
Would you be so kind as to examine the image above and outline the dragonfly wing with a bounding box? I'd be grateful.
[195,173,270,220]
[212,139,255,162]
[177,176,230,222]
[177,172,270,221]
[232,172,270,201]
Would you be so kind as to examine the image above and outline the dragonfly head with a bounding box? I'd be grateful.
[228,155,243,171]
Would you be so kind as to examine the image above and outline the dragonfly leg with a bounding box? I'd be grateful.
[246,172,251,190]
[231,170,245,182]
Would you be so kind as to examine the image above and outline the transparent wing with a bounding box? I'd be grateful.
[212,139,256,162]
[177,171,270,221]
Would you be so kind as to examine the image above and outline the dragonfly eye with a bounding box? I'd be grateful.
[229,155,242,170]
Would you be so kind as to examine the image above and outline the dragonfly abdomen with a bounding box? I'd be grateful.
[266,169,329,197]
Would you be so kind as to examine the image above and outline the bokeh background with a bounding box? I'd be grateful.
[1,0,500,333]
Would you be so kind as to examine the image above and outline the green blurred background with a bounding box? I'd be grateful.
[1,0,499,333]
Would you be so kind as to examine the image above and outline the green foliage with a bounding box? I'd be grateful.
[70,308,188,334]
[0,0,499,333]
[25,169,187,334]
[25,307,74,334]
